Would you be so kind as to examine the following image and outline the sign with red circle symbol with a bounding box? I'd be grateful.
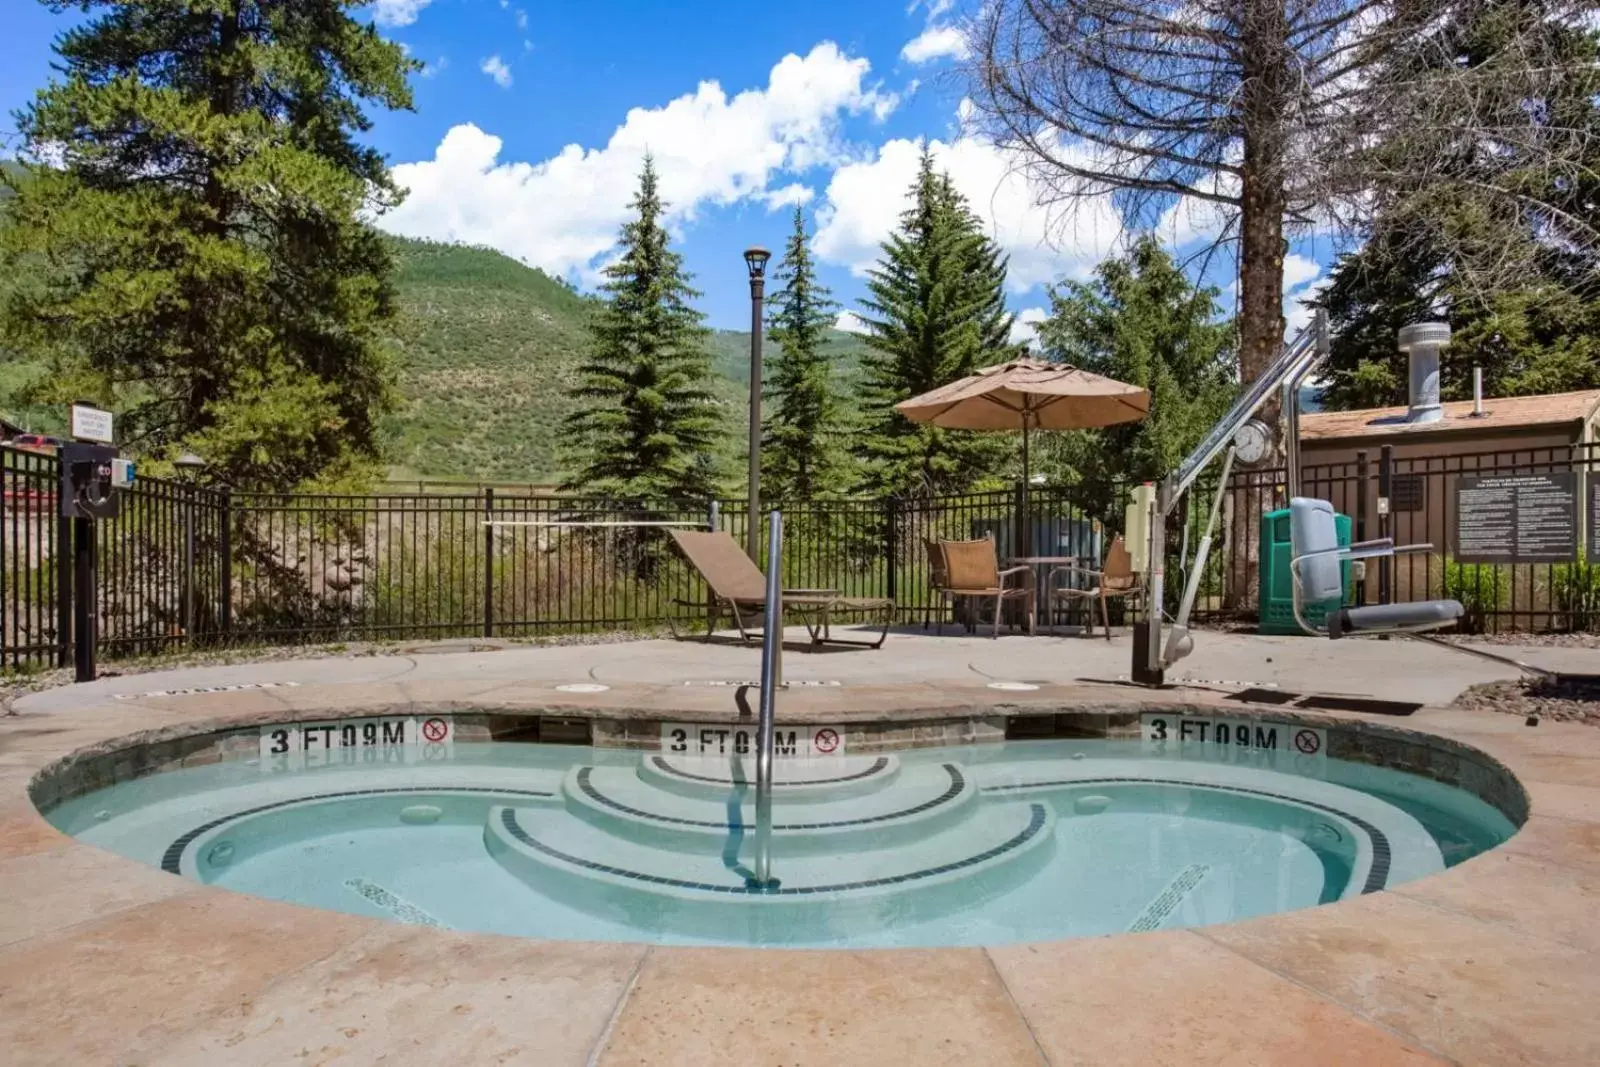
[813,728,841,755]
[421,717,451,743]
[1294,729,1322,755]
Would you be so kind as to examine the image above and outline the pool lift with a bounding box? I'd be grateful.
[1136,311,1554,712]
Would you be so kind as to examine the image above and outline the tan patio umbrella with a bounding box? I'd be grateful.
[895,358,1150,553]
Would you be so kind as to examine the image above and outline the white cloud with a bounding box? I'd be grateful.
[373,0,431,27]
[419,55,448,78]
[834,310,873,334]
[1009,306,1048,347]
[812,123,1123,292]
[901,25,968,65]
[764,183,815,209]
[480,55,513,89]
[1283,254,1321,292]
[515,7,528,29]
[383,43,897,282]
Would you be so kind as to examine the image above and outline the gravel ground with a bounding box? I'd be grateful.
[0,628,667,713]
[1455,675,1600,726]
[1442,631,1600,650]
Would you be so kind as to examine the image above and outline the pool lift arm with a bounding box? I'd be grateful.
[1138,311,1556,699]
[1134,312,1328,684]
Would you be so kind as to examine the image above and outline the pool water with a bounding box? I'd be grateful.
[48,737,1516,948]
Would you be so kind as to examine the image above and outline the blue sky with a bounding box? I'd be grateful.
[0,0,1330,334]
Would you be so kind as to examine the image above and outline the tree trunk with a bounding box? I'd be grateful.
[1227,0,1290,614]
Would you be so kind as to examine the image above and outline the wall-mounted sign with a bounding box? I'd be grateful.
[1455,473,1578,564]
[69,403,114,443]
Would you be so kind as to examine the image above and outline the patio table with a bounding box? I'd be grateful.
[1005,556,1086,633]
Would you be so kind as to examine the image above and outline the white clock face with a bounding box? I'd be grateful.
[1233,420,1272,464]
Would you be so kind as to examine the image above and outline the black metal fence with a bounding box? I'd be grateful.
[2,442,1595,671]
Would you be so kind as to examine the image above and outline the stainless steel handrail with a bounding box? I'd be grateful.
[753,509,782,888]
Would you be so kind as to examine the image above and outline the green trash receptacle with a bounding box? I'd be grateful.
[1258,507,1351,635]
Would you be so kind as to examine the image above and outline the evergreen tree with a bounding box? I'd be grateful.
[1320,2,1600,409]
[762,207,842,501]
[563,157,721,501]
[1035,236,1235,496]
[0,0,415,489]
[856,148,1017,499]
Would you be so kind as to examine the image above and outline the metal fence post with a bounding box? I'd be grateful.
[72,516,96,682]
[1378,445,1393,606]
[219,488,233,637]
[885,496,899,605]
[56,513,72,668]
[1355,450,1369,606]
[483,487,495,638]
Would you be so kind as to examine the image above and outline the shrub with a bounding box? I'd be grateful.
[1550,560,1600,632]
[1437,557,1508,634]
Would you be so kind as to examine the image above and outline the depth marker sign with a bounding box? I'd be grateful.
[259,715,454,768]
[1141,713,1326,771]
[661,722,847,758]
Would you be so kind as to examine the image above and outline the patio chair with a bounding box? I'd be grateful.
[1047,535,1144,640]
[937,536,1034,638]
[665,528,895,649]
[923,537,958,633]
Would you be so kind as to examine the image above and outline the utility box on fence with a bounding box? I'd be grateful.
[1259,506,1351,635]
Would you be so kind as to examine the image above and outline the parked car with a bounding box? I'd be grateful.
[3,433,62,455]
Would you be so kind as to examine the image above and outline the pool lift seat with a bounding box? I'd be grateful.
[1287,497,1464,638]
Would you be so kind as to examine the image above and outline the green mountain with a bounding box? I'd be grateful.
[0,228,872,483]
[385,237,868,484]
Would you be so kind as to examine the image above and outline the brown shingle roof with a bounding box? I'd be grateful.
[1300,390,1600,441]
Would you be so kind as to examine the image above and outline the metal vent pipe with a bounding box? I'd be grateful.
[1397,322,1451,423]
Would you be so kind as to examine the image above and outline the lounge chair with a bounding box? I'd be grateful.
[666,528,895,649]
[936,536,1034,638]
[1047,535,1144,639]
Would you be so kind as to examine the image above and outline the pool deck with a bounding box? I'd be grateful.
[2,630,1598,1065]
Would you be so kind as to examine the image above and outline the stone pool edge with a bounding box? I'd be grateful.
[1,680,1597,1064]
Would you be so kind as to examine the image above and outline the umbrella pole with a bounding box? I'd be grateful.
[1020,420,1031,558]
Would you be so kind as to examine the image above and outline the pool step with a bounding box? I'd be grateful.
[484,797,1054,940]
[639,752,901,803]
[564,761,977,854]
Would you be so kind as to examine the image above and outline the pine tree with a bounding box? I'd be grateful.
[562,157,721,502]
[1320,2,1600,409]
[856,148,1018,499]
[762,207,842,501]
[0,0,415,489]
[1036,236,1235,498]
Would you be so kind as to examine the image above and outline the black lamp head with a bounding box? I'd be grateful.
[743,246,771,279]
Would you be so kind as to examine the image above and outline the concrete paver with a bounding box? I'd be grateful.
[0,841,198,949]
[1393,849,1600,955]
[989,930,1445,1066]
[1198,891,1600,1067]
[0,891,376,1066]
[147,926,648,1066]
[598,946,1047,1067]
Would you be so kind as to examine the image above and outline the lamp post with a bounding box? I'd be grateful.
[743,246,771,562]
[173,450,206,642]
